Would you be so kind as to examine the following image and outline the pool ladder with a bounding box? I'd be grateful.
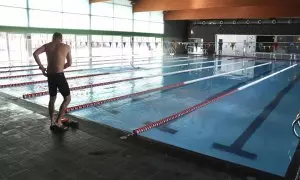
[292,113,300,138]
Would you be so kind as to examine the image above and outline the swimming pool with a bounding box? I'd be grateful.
[0,56,299,178]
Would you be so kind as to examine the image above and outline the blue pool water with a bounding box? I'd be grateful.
[0,56,299,177]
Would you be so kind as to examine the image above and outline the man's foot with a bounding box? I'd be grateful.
[50,124,69,132]
[61,118,79,129]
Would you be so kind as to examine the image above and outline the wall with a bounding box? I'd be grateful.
[164,20,188,54]
[189,23,300,43]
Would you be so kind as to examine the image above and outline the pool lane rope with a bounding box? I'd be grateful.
[0,72,109,88]
[65,62,272,113]
[0,59,226,87]
[121,64,297,139]
[0,56,190,69]
[0,57,204,79]
[0,56,194,74]
[22,61,243,99]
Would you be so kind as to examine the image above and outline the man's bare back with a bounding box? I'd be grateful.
[33,32,72,132]
[44,42,72,74]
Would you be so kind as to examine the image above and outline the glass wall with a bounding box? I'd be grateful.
[28,0,90,29]
[0,0,164,64]
[0,33,8,61]
[0,32,163,65]
[0,2,28,27]
[134,11,164,34]
[0,0,164,33]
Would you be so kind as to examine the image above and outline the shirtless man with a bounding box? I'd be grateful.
[33,32,72,131]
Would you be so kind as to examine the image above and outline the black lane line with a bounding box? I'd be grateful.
[144,121,178,134]
[213,71,300,160]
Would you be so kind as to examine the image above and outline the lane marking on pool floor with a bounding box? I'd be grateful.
[0,59,228,88]
[65,62,272,113]
[0,56,197,74]
[120,64,297,139]
[213,73,300,160]
[0,57,205,79]
[22,61,243,98]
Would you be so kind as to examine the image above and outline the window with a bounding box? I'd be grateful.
[0,0,26,8]
[91,2,113,17]
[114,18,132,32]
[29,0,62,11]
[114,5,132,19]
[150,22,164,34]
[63,0,89,14]
[63,13,89,29]
[0,6,27,26]
[91,16,113,31]
[112,0,131,6]
[102,35,113,42]
[150,11,164,23]
[134,21,149,33]
[134,12,150,21]
[113,36,122,42]
[30,10,62,28]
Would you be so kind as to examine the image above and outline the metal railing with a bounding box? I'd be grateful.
[163,41,300,60]
[292,113,300,138]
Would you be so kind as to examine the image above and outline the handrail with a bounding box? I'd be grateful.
[292,113,300,138]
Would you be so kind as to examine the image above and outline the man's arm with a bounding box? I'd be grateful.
[64,46,72,69]
[33,45,46,71]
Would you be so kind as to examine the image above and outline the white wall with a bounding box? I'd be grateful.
[216,34,256,56]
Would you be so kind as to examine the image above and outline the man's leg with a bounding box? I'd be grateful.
[55,95,71,126]
[55,73,71,127]
[47,74,58,126]
[49,96,56,125]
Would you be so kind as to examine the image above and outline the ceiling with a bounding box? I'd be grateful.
[90,0,300,20]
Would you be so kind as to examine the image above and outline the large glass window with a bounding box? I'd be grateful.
[63,13,89,29]
[75,35,89,58]
[29,0,62,12]
[30,10,62,28]
[112,0,131,6]
[150,11,164,23]
[114,18,132,32]
[0,0,26,8]
[62,0,89,14]
[134,12,150,21]
[91,16,113,31]
[0,6,27,27]
[8,34,27,61]
[0,33,8,61]
[150,22,164,34]
[134,21,149,33]
[114,5,132,19]
[91,2,113,17]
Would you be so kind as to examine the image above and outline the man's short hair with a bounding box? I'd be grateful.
[52,32,62,41]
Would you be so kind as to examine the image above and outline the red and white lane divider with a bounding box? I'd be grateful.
[73,56,193,68]
[0,72,109,88]
[0,58,196,79]
[0,59,226,87]
[82,57,193,67]
[65,62,272,113]
[22,61,243,99]
[122,64,297,138]
[0,56,190,70]
[0,64,36,69]
[0,56,194,74]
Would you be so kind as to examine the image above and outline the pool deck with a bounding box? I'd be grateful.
[0,90,299,180]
